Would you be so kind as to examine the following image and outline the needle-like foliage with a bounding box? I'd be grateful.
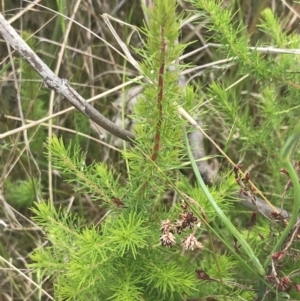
[27,1,300,301]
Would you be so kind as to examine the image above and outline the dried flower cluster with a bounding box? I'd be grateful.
[181,233,203,251]
[266,274,291,292]
[265,247,300,295]
[234,164,256,204]
[160,219,176,248]
[160,202,203,251]
[195,269,210,280]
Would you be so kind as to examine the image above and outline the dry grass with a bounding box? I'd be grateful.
[0,0,300,300]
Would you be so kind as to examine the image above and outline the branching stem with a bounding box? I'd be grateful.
[151,26,166,161]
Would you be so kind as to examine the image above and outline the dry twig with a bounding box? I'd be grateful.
[0,13,135,143]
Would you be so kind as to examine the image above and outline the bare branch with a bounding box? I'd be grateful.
[0,13,135,143]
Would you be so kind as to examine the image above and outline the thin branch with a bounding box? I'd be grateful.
[0,13,135,143]
[152,26,165,162]
[0,77,143,140]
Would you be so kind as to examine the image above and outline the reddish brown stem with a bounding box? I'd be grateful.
[151,26,166,161]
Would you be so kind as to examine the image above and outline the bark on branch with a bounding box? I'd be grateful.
[0,13,135,143]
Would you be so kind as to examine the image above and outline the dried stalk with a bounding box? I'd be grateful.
[0,13,135,143]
